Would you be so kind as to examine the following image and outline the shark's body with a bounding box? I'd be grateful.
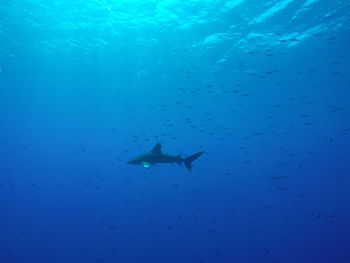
[127,143,205,171]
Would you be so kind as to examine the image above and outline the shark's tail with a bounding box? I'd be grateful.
[183,151,206,171]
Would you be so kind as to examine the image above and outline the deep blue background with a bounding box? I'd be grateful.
[0,0,350,262]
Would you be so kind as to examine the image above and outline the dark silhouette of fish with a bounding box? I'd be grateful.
[127,143,205,171]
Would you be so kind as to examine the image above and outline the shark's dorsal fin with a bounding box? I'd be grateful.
[151,143,162,154]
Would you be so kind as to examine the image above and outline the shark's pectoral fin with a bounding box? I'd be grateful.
[141,161,151,168]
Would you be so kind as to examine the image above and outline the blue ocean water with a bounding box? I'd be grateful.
[1,0,350,262]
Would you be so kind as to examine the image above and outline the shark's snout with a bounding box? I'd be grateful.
[127,158,139,165]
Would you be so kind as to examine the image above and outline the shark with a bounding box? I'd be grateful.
[127,143,205,171]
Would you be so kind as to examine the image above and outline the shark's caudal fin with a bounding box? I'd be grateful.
[184,151,205,171]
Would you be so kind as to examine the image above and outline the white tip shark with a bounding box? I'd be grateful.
[127,143,205,171]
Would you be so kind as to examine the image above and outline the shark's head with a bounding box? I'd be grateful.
[127,157,141,165]
[127,156,151,168]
